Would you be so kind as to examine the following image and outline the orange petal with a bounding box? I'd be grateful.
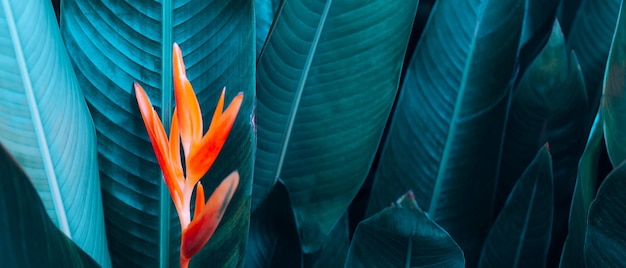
[173,43,203,158]
[193,182,205,221]
[185,93,243,187]
[169,107,185,205]
[181,171,239,261]
[135,82,183,210]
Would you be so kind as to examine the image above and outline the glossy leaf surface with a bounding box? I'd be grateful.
[479,145,554,268]
[255,0,419,252]
[0,0,110,265]
[366,0,524,265]
[61,0,255,266]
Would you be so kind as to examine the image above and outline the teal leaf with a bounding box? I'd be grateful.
[366,0,524,265]
[302,213,349,268]
[245,183,302,268]
[0,0,110,266]
[255,0,419,252]
[346,193,464,268]
[61,0,255,266]
[557,0,583,38]
[0,143,100,267]
[602,0,626,167]
[479,145,554,268]
[567,0,621,112]
[584,160,626,267]
[559,110,603,268]
[255,0,281,58]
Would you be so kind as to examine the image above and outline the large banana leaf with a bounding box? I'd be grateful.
[61,1,255,266]
[602,0,626,167]
[254,0,281,58]
[0,0,110,266]
[567,0,621,114]
[0,144,100,267]
[366,0,523,266]
[584,160,626,267]
[479,145,553,268]
[346,192,464,267]
[254,0,420,252]
[517,0,559,78]
[559,110,603,268]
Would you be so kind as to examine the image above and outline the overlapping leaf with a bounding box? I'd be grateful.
[480,145,553,268]
[255,0,420,252]
[61,0,255,266]
[0,0,110,265]
[366,0,524,265]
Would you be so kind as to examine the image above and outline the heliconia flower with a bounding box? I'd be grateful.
[134,43,243,268]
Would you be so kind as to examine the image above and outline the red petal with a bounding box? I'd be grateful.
[181,172,239,260]
[173,43,203,158]
[186,93,243,187]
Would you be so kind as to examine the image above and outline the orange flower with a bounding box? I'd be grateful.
[134,43,243,268]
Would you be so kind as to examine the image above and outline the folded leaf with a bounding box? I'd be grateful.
[0,0,110,265]
[0,143,99,267]
[479,145,553,268]
[346,194,464,268]
[255,0,419,252]
[584,160,626,267]
[559,110,603,268]
[61,0,255,266]
[366,0,524,265]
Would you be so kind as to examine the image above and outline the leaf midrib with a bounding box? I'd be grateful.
[160,1,173,267]
[2,0,71,237]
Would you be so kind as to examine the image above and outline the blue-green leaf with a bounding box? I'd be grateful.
[0,143,100,268]
[255,0,420,252]
[61,0,255,266]
[559,110,603,268]
[255,0,281,58]
[584,160,626,267]
[366,0,524,265]
[479,145,553,268]
[0,0,110,266]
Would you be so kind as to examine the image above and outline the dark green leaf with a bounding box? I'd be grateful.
[567,0,621,113]
[346,204,464,267]
[366,0,524,265]
[479,145,553,268]
[245,183,302,268]
[303,213,349,268]
[0,143,100,267]
[61,0,255,266]
[517,0,559,77]
[0,0,110,265]
[584,160,626,267]
[255,0,419,252]
[255,0,281,58]
[557,0,583,38]
[602,0,626,167]
[559,110,603,268]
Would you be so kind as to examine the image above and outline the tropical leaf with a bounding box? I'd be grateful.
[602,0,626,167]
[517,0,559,77]
[346,192,464,268]
[255,0,281,58]
[584,160,626,267]
[245,183,302,268]
[567,0,621,114]
[0,143,100,267]
[61,0,255,266]
[559,110,603,268]
[254,0,420,252]
[479,145,554,268]
[0,0,110,265]
[366,0,524,265]
[557,0,583,38]
[302,213,349,268]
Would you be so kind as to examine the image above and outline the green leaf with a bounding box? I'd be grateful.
[567,0,621,112]
[255,0,281,58]
[517,0,559,76]
[0,0,110,266]
[602,0,626,167]
[366,0,524,265]
[479,145,553,268]
[559,110,603,268]
[584,160,626,267]
[61,0,255,266]
[0,143,100,267]
[346,199,464,267]
[245,182,302,268]
[255,0,420,252]
[302,213,349,268]
[557,0,583,38]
